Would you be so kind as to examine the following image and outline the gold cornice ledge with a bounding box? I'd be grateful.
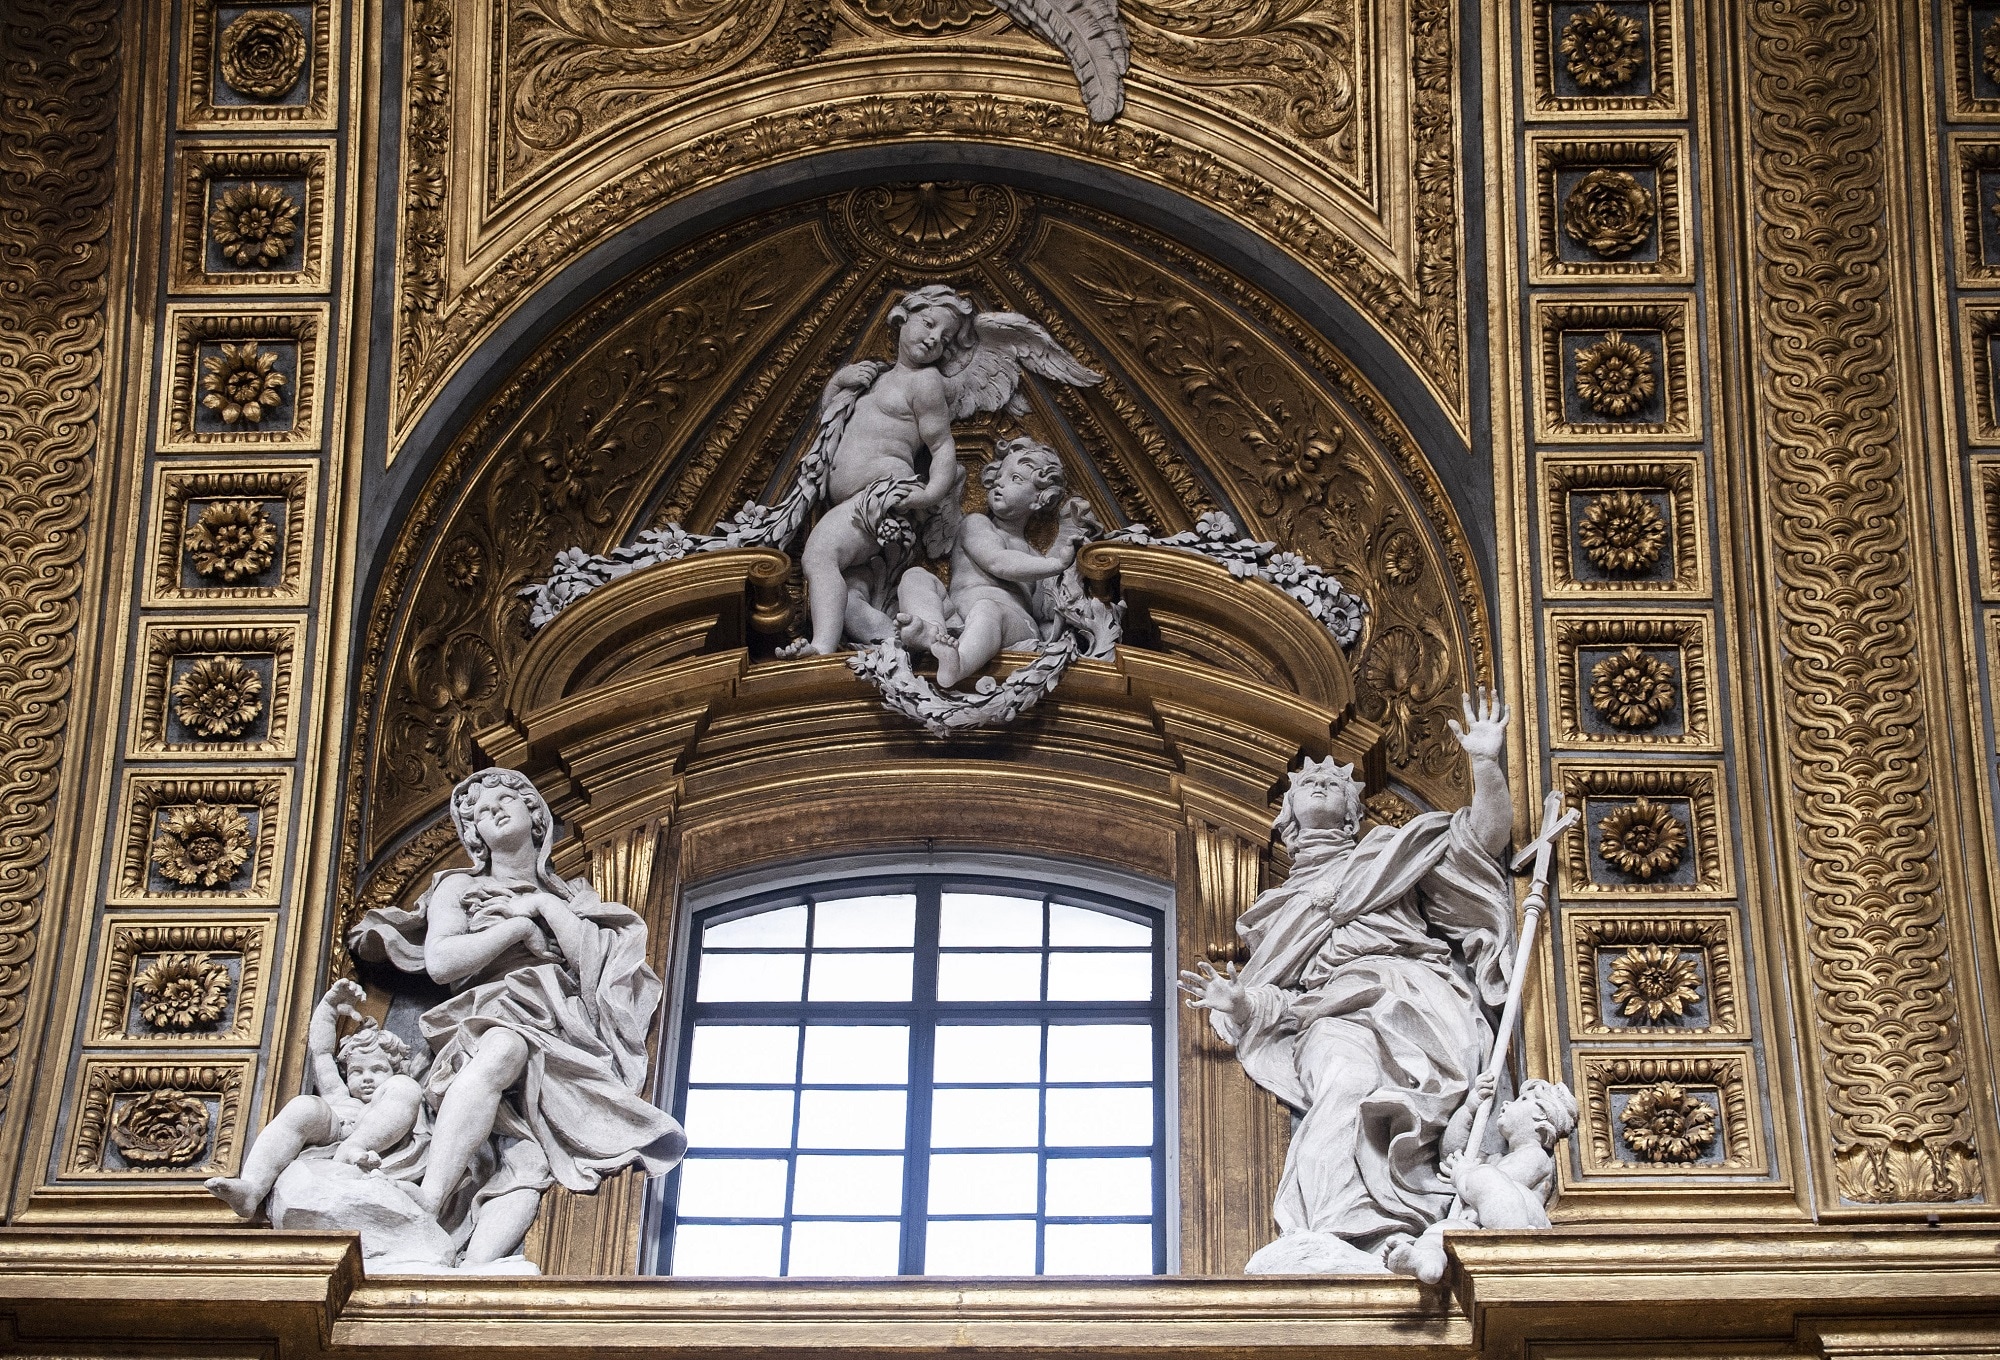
[2,1228,1999,1357]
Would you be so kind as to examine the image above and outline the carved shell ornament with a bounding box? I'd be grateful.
[523,290,1367,736]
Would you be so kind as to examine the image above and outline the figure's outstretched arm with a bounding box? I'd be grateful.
[307,979,362,1097]
[1447,686,1512,858]
[958,515,1074,583]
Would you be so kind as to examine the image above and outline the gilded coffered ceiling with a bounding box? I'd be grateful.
[390,0,1465,447]
[356,184,1490,880]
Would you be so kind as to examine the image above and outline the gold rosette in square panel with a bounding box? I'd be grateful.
[159,304,327,453]
[1963,307,2000,446]
[180,0,335,130]
[1952,0,2000,118]
[1528,0,1684,119]
[131,617,302,759]
[66,1057,253,1179]
[170,144,329,294]
[109,773,291,907]
[1529,134,1690,283]
[1952,137,2000,286]
[1541,453,1709,598]
[1576,1049,1767,1177]
[1564,908,1745,1040]
[1532,298,1699,442]
[146,462,316,607]
[89,915,275,1046]
[1975,458,2000,600]
[1547,610,1717,749]
[1551,760,1734,898]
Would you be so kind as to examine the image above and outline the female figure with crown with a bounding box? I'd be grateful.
[1180,689,1515,1274]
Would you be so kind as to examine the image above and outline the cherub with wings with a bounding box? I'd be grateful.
[777,285,1103,657]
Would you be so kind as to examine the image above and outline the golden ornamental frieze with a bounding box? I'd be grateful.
[0,0,119,1131]
[391,0,1465,445]
[1747,0,1980,1202]
[350,187,1486,895]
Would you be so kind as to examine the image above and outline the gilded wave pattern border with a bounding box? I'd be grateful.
[1747,0,1977,1202]
[0,0,118,1129]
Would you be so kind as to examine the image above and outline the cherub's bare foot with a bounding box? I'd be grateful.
[933,640,967,688]
[897,611,939,652]
[776,638,829,659]
[205,1175,262,1218]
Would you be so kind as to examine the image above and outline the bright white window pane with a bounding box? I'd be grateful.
[787,1220,902,1276]
[933,1025,1042,1083]
[798,1089,907,1149]
[801,1026,909,1084]
[925,1218,1037,1275]
[1047,951,1151,1001]
[689,1025,799,1084]
[677,1157,789,1218]
[705,905,808,949]
[807,952,913,1002]
[792,1154,903,1215]
[698,952,805,1003]
[671,1223,783,1277]
[1046,1025,1151,1082]
[1045,1087,1154,1147]
[1047,902,1151,946]
[683,1088,795,1149]
[937,952,1042,1001]
[812,895,917,948]
[1043,1222,1154,1276]
[927,1152,1039,1213]
[939,893,1043,946]
[930,1088,1039,1148]
[1046,1157,1152,1216]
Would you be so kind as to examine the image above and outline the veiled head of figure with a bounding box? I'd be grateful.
[1276,756,1366,844]
[889,284,974,365]
[449,767,554,871]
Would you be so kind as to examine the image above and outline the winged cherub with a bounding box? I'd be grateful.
[779,285,1102,658]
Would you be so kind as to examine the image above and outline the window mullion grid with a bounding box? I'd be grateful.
[900,881,942,1275]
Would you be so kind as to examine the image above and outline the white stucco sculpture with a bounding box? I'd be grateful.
[1384,1071,1578,1284]
[341,767,686,1271]
[1179,689,1518,1274]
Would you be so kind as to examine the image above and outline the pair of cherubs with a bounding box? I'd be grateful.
[206,978,420,1217]
[1386,1071,1579,1284]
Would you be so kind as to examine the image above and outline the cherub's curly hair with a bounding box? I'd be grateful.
[889,285,975,343]
[336,1021,412,1075]
[983,437,1067,512]
[1509,1078,1578,1143]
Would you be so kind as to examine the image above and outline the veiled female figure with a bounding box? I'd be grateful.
[1181,691,1514,1273]
[350,769,686,1267]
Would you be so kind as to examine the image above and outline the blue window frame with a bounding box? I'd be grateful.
[656,874,1168,1277]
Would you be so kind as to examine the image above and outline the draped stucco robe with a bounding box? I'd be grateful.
[1211,809,1511,1256]
[349,875,686,1222]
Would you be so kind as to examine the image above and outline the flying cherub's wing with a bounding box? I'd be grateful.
[990,0,1131,123]
[941,312,1103,421]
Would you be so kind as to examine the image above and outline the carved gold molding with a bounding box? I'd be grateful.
[1532,297,1700,442]
[1527,0,1683,120]
[129,618,303,759]
[1576,1050,1766,1176]
[1547,611,1718,750]
[109,773,292,908]
[1962,306,2000,444]
[1551,760,1733,899]
[1747,0,1980,1202]
[181,0,337,129]
[158,304,328,453]
[1565,909,1745,1039]
[1528,134,1691,284]
[170,144,330,295]
[66,1058,250,1178]
[89,916,275,1047]
[0,0,118,1130]
[1540,454,1709,598]
[145,464,317,608]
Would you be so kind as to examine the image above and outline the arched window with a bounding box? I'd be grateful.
[655,869,1169,1277]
